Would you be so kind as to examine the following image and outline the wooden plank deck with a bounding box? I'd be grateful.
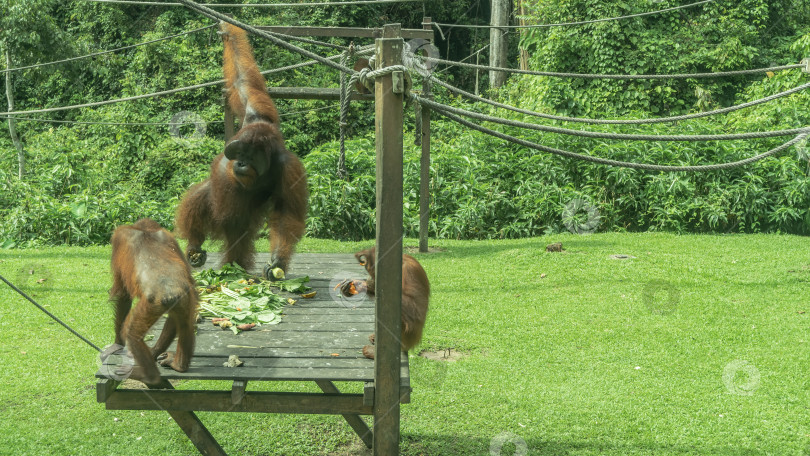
[95,251,410,395]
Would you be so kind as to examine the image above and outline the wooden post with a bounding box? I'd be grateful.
[489,0,510,90]
[149,379,225,456]
[373,23,404,456]
[418,17,432,253]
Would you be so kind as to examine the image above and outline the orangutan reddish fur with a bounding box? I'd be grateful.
[175,22,307,277]
[110,218,197,385]
[355,247,430,359]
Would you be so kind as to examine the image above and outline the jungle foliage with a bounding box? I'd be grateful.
[0,0,809,245]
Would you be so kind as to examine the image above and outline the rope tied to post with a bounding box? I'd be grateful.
[337,45,356,179]
[355,64,411,97]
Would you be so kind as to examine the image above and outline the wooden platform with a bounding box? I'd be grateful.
[95,252,410,455]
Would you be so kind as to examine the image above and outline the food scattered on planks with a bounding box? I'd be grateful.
[301,291,317,298]
[223,355,244,368]
[193,263,313,334]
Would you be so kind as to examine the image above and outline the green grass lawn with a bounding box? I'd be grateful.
[1,233,809,455]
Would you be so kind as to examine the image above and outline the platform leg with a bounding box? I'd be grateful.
[149,379,226,456]
[316,380,373,448]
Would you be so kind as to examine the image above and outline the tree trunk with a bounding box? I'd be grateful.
[489,0,511,91]
[5,50,24,179]
[518,0,529,70]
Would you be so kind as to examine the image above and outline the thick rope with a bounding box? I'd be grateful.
[414,99,422,146]
[1,24,217,74]
[0,274,101,352]
[82,0,422,6]
[435,0,715,30]
[417,96,810,142]
[0,46,364,116]
[261,29,348,52]
[425,100,807,172]
[177,0,355,76]
[423,55,804,80]
[0,103,339,125]
[429,76,810,125]
[0,116,218,126]
[356,64,409,93]
[338,49,353,179]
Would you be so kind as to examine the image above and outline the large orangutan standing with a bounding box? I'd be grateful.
[176,22,307,278]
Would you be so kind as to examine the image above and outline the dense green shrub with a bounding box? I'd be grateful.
[303,110,810,240]
[1,1,809,246]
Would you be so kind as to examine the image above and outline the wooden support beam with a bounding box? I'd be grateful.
[105,389,372,415]
[267,86,373,101]
[364,382,375,407]
[373,23,404,456]
[231,380,247,405]
[257,26,433,40]
[317,380,373,449]
[149,380,225,456]
[419,16,433,254]
[96,378,120,403]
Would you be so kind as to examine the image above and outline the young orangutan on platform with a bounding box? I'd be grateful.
[354,247,430,359]
[110,218,197,385]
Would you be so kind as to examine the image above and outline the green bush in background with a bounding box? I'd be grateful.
[1,0,810,246]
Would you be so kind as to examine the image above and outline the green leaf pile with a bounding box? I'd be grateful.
[193,264,312,334]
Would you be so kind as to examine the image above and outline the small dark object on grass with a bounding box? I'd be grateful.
[546,242,564,252]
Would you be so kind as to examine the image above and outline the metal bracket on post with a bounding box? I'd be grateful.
[802,58,810,74]
[392,71,405,94]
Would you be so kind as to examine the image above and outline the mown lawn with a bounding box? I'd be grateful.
[0,233,808,455]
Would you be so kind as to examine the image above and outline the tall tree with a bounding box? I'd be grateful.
[0,0,67,178]
[489,0,511,90]
[4,50,23,178]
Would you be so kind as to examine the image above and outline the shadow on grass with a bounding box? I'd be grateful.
[437,237,620,260]
[401,433,767,455]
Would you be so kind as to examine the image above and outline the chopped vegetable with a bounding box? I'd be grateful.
[193,263,311,333]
